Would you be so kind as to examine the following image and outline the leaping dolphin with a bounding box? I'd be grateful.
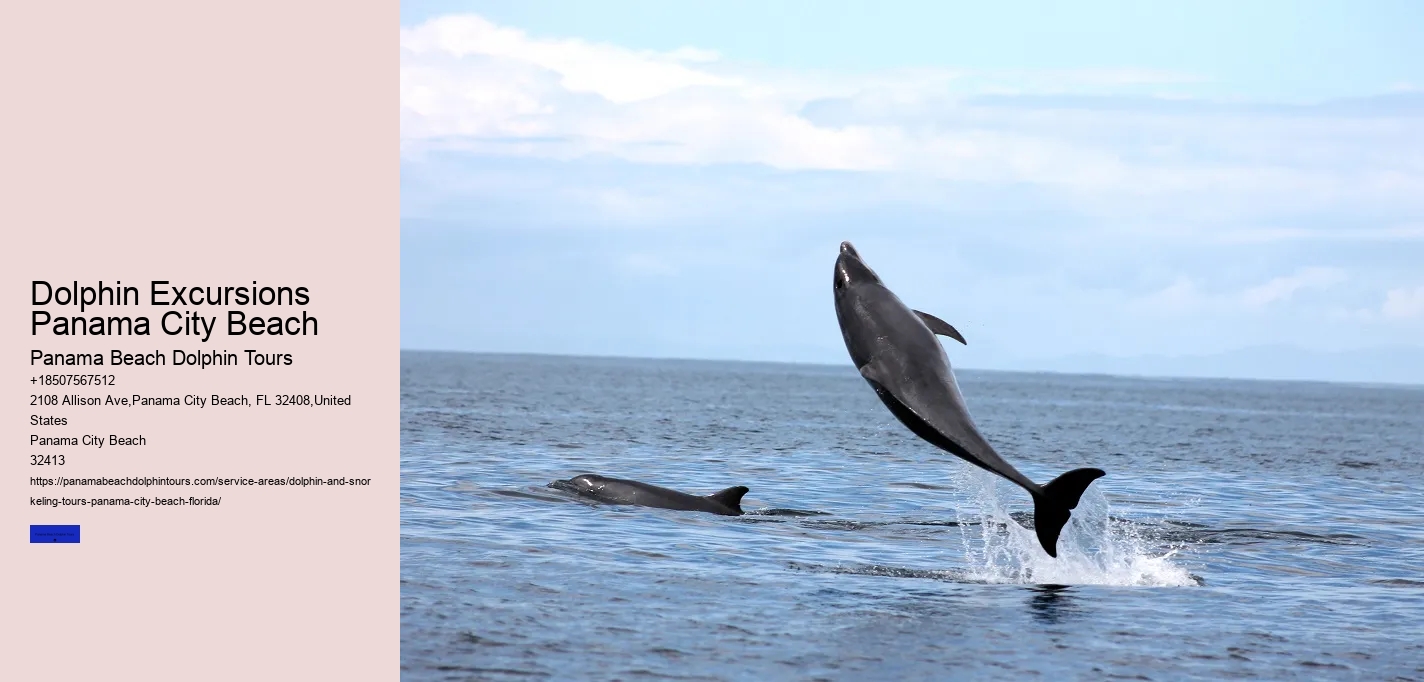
[549,474,748,516]
[832,241,1104,557]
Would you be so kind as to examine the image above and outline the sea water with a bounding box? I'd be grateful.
[401,351,1424,680]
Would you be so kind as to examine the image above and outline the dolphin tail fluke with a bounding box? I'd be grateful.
[1030,468,1106,558]
[708,486,749,514]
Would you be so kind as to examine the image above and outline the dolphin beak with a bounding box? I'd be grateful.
[835,242,860,288]
[835,240,881,289]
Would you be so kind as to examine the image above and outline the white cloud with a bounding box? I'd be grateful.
[399,15,899,172]
[1240,267,1347,307]
[399,13,1424,231]
[1208,224,1424,244]
[1129,277,1202,314]
[666,46,721,64]
[620,252,677,276]
[1382,285,1424,319]
[1128,267,1349,316]
[400,15,739,104]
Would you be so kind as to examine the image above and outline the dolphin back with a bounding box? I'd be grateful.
[849,285,1037,492]
[549,474,747,516]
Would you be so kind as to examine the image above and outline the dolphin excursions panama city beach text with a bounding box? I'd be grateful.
[29,280,319,342]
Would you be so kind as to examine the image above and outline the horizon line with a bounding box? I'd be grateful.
[398,347,1424,390]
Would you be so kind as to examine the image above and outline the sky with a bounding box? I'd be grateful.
[399,1,1424,383]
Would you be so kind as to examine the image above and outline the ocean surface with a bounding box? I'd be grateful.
[400,351,1424,680]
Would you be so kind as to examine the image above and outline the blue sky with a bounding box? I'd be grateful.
[400,2,1424,383]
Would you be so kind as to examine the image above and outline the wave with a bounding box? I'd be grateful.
[946,468,1201,587]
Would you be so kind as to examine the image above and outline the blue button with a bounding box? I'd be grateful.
[31,525,80,543]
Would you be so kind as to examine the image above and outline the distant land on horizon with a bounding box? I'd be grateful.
[400,344,1424,388]
[999,344,1424,387]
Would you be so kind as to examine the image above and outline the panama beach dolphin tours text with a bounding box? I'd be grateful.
[31,348,293,367]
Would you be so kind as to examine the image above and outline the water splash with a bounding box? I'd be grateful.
[951,468,1199,587]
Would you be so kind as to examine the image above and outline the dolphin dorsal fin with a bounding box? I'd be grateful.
[913,310,967,345]
[707,486,748,512]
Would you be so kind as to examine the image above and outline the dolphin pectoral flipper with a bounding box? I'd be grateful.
[858,362,887,384]
[707,486,749,514]
[913,310,967,345]
[1030,468,1107,557]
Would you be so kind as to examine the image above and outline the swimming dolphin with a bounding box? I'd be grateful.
[832,241,1104,557]
[549,474,748,516]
